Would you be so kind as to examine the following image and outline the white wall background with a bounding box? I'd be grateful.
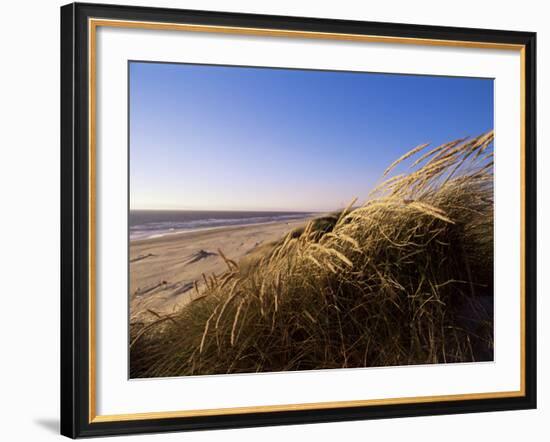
[0,0,546,440]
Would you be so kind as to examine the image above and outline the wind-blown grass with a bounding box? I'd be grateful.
[130,131,494,378]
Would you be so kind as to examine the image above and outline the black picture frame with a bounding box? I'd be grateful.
[61,2,537,438]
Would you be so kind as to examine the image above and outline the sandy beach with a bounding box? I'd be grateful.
[130,218,310,322]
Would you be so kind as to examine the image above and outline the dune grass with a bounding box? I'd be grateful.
[130,131,494,378]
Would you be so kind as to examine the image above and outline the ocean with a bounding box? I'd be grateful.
[129,210,315,240]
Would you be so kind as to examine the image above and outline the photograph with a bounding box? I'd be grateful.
[56,2,538,438]
[128,62,495,378]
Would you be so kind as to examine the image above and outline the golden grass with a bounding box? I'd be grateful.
[130,132,494,377]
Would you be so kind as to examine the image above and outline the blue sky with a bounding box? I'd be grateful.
[129,62,493,212]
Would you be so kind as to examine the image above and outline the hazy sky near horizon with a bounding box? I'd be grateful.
[130,62,493,212]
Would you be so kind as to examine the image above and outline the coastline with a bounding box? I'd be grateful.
[130,217,312,322]
[130,215,315,243]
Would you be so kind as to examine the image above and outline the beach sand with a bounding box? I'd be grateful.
[130,218,309,323]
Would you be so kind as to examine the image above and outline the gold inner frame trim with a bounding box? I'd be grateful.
[88,17,527,424]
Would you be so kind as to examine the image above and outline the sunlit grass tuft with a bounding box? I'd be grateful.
[130,132,494,378]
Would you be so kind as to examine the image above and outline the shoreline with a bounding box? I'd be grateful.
[130,215,317,244]
[130,216,313,322]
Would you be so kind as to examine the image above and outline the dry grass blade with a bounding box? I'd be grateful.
[383,143,430,176]
[231,299,246,346]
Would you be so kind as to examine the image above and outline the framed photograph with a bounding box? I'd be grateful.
[60,2,537,438]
